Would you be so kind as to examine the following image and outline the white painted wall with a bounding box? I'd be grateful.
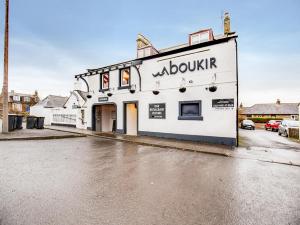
[83,38,238,144]
[30,92,87,129]
[30,105,53,125]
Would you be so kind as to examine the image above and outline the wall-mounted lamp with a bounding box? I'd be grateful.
[107,88,113,97]
[152,81,160,95]
[206,73,217,92]
[86,92,93,98]
[179,78,186,93]
[130,84,136,94]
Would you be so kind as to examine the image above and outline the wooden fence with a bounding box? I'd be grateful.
[289,128,299,139]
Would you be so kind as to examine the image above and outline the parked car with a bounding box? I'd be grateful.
[265,120,281,131]
[278,120,299,137]
[241,120,255,130]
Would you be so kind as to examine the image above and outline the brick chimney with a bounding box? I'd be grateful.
[224,12,231,35]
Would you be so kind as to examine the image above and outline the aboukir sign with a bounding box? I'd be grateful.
[152,57,217,77]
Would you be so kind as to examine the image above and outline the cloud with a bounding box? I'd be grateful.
[0,36,103,98]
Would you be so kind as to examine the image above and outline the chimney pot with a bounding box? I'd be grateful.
[224,12,231,35]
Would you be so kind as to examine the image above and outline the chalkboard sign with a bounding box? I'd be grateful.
[212,99,234,108]
[149,103,166,119]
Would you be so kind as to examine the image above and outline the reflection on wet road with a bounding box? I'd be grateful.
[0,137,299,225]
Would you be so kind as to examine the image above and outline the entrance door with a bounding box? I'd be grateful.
[94,104,117,132]
[125,103,138,135]
[95,106,102,132]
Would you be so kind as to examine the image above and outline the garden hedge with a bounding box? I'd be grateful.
[247,117,283,123]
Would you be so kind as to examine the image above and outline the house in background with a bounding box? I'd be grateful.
[30,91,88,129]
[240,99,299,120]
[0,90,39,116]
[30,95,68,125]
[61,90,88,129]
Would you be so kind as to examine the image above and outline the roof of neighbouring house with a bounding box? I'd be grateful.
[75,90,88,101]
[241,103,299,115]
[8,91,32,97]
[36,95,68,108]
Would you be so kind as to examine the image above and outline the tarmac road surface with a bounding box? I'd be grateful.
[239,128,300,151]
[0,137,299,225]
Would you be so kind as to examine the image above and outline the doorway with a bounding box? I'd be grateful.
[124,102,138,136]
[93,104,117,133]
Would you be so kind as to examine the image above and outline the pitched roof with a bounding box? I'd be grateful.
[75,90,88,101]
[37,95,68,108]
[8,91,32,97]
[241,103,299,115]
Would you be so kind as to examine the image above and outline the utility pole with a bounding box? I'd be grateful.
[2,0,9,133]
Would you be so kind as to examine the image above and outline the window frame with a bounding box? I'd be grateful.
[118,67,131,89]
[178,100,203,120]
[99,72,110,92]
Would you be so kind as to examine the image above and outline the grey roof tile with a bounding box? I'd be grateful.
[241,103,299,115]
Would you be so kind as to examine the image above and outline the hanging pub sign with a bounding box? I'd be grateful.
[212,99,234,108]
[98,97,109,102]
[149,103,166,119]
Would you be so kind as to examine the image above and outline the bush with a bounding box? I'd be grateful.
[247,117,283,123]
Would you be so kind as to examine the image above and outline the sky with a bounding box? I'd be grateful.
[0,0,299,106]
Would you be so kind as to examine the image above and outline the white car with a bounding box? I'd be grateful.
[278,120,299,137]
[241,119,255,130]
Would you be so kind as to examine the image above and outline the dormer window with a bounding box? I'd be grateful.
[189,29,213,45]
[100,72,109,91]
[119,68,131,89]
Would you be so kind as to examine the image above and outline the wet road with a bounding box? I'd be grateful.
[239,128,300,151]
[0,137,300,225]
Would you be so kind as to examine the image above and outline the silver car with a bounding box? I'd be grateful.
[278,120,299,137]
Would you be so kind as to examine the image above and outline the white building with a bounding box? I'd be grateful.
[74,16,238,146]
[30,95,69,126]
[62,90,88,129]
[30,92,88,129]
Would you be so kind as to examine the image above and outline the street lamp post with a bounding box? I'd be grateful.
[2,0,9,133]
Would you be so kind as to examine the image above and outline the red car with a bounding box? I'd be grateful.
[265,120,282,131]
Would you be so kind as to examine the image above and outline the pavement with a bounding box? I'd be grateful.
[46,125,300,167]
[0,128,86,141]
[46,125,234,156]
[0,137,299,225]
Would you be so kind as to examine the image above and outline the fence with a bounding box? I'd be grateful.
[52,114,76,125]
[288,128,299,139]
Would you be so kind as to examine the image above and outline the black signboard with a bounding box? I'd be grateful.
[212,99,234,108]
[98,97,109,102]
[149,103,166,119]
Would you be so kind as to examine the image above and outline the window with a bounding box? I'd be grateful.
[100,72,109,91]
[137,47,152,58]
[178,101,203,120]
[23,96,31,102]
[119,68,130,88]
[13,95,21,102]
[189,30,212,45]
